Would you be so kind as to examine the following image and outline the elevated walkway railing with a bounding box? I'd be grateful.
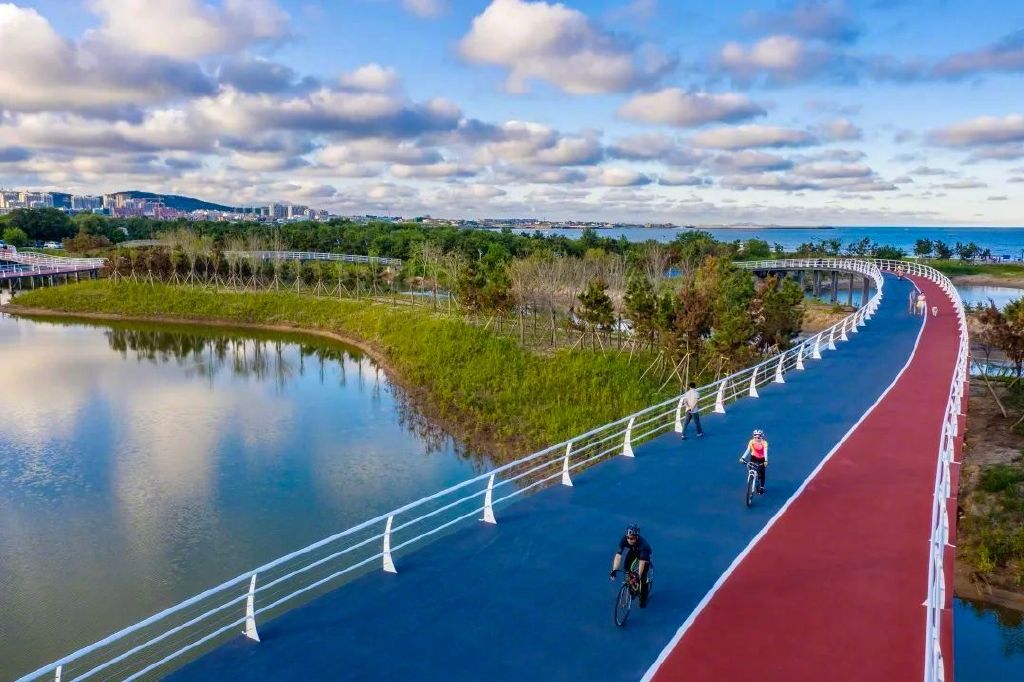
[0,249,106,270]
[16,259,884,682]
[869,259,967,682]
[223,251,403,268]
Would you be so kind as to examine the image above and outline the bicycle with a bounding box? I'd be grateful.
[743,459,765,507]
[613,561,653,626]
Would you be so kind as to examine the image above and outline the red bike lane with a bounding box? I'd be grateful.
[648,275,961,682]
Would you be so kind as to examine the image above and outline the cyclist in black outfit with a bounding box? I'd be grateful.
[609,524,653,607]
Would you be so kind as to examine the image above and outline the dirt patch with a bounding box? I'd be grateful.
[956,380,1024,612]
[801,300,853,333]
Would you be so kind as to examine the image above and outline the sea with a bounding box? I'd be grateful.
[499,226,1024,260]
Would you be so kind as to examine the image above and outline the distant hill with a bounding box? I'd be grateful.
[112,191,251,213]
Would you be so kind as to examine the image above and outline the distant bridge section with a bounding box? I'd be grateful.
[224,251,403,268]
[0,249,106,287]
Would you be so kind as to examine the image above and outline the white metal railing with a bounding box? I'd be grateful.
[16,259,885,682]
[224,251,403,268]
[868,259,967,682]
[0,249,106,269]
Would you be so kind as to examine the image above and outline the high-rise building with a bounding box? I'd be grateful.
[71,195,103,211]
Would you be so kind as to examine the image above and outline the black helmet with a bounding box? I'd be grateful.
[625,524,640,538]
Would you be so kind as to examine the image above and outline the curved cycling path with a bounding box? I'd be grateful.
[646,274,958,682]
[170,274,928,681]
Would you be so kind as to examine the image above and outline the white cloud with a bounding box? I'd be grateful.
[402,0,446,17]
[617,89,765,128]
[817,118,862,141]
[390,162,477,178]
[87,0,291,60]
[792,162,872,179]
[717,35,833,84]
[477,121,603,166]
[929,114,1024,147]
[339,64,401,92]
[657,172,710,187]
[692,125,817,150]
[458,0,674,94]
[0,4,213,114]
[591,167,652,187]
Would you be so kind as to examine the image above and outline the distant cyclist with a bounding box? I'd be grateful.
[739,429,769,494]
[609,524,652,608]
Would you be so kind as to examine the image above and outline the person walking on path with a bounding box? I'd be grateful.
[908,290,916,315]
[916,292,927,317]
[680,382,704,439]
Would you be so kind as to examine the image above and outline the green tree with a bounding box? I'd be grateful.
[623,271,657,340]
[756,277,805,350]
[742,238,772,259]
[2,227,28,247]
[914,239,934,258]
[577,277,615,330]
[7,208,74,241]
[934,241,953,259]
[955,241,981,261]
[873,244,906,260]
[698,257,757,365]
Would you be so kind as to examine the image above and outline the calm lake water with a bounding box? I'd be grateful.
[0,314,485,679]
[955,598,1024,679]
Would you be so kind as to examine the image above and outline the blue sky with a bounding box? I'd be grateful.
[0,0,1022,224]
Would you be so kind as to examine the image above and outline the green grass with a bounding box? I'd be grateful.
[961,458,1024,583]
[12,281,676,457]
[928,259,1024,279]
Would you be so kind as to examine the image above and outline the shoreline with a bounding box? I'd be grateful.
[951,274,1024,289]
[1,303,516,459]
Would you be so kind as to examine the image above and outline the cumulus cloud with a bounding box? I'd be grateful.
[929,114,1024,147]
[617,89,765,128]
[939,179,988,189]
[493,165,588,184]
[657,172,711,187]
[692,125,817,150]
[817,118,862,141]
[458,0,675,94]
[390,162,478,178]
[0,4,214,115]
[720,173,819,191]
[435,183,508,202]
[792,162,872,179]
[605,133,704,166]
[87,0,292,60]
[741,1,860,44]
[710,150,793,172]
[0,146,32,163]
[591,167,652,187]
[933,29,1024,79]
[339,64,401,92]
[476,121,603,166]
[717,35,837,85]
[217,56,310,94]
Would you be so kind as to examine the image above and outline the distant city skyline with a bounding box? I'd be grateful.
[1,1,1023,225]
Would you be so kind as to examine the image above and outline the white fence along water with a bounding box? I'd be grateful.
[16,259,886,682]
[223,251,403,268]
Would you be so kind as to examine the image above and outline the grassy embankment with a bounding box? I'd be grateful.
[958,380,1024,610]
[9,281,678,459]
[929,260,1024,287]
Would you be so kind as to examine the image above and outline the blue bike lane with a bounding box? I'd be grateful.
[170,275,922,682]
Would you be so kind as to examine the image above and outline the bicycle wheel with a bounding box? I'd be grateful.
[614,581,632,626]
[745,471,756,507]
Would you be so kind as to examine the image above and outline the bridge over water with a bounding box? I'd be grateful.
[17,259,965,682]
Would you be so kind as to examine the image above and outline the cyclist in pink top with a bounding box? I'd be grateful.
[739,429,769,494]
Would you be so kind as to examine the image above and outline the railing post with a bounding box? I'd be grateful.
[483,474,497,523]
[748,367,759,398]
[774,354,785,383]
[383,515,397,573]
[812,334,822,359]
[54,666,61,682]
[840,319,849,341]
[827,328,837,351]
[796,344,805,370]
[244,574,260,642]
[714,382,726,414]
[623,417,636,457]
[561,443,573,487]
[673,397,685,433]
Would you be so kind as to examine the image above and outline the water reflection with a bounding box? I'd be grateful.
[0,314,483,678]
[955,598,1024,679]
